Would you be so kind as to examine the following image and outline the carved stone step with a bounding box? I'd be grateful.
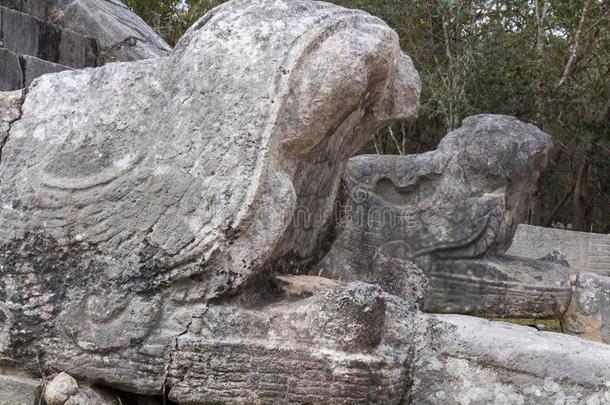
[0,5,98,68]
[21,52,71,86]
[0,47,71,91]
[168,282,413,404]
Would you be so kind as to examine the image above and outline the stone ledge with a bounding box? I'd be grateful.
[0,47,70,90]
[21,53,71,87]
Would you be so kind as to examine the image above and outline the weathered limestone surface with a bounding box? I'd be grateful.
[411,314,610,404]
[2,1,609,403]
[317,115,572,317]
[0,373,41,405]
[0,89,23,145]
[0,0,419,399]
[562,271,610,344]
[45,372,79,405]
[509,224,610,277]
[426,255,571,317]
[50,0,171,63]
[168,280,421,404]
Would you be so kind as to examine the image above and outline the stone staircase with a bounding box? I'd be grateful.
[0,0,99,91]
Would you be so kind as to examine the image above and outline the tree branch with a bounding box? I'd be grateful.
[387,126,405,155]
[556,0,594,88]
[535,0,549,54]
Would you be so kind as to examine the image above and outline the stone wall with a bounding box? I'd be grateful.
[0,0,97,90]
[0,0,171,91]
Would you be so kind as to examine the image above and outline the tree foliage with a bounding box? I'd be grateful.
[125,0,610,232]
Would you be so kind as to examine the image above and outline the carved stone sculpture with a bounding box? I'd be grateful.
[1,1,609,403]
[317,115,573,318]
[0,0,420,399]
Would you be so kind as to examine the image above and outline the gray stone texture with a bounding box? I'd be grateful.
[45,372,79,405]
[0,0,420,399]
[0,48,23,91]
[1,48,71,91]
[0,89,22,145]
[0,373,41,405]
[509,224,610,277]
[317,114,572,318]
[562,271,610,344]
[0,0,49,19]
[0,5,98,67]
[1,0,167,91]
[168,280,419,404]
[2,1,610,403]
[410,314,610,404]
[20,53,71,86]
[50,0,171,63]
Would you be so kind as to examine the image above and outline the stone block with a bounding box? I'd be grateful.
[0,48,23,91]
[51,0,170,63]
[20,54,70,87]
[562,271,610,344]
[0,0,48,19]
[168,281,415,404]
[1,48,71,91]
[57,27,98,67]
[1,6,40,57]
[0,5,98,68]
[508,224,610,277]
[411,314,610,404]
[425,255,572,318]
[0,373,41,405]
[0,0,419,399]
